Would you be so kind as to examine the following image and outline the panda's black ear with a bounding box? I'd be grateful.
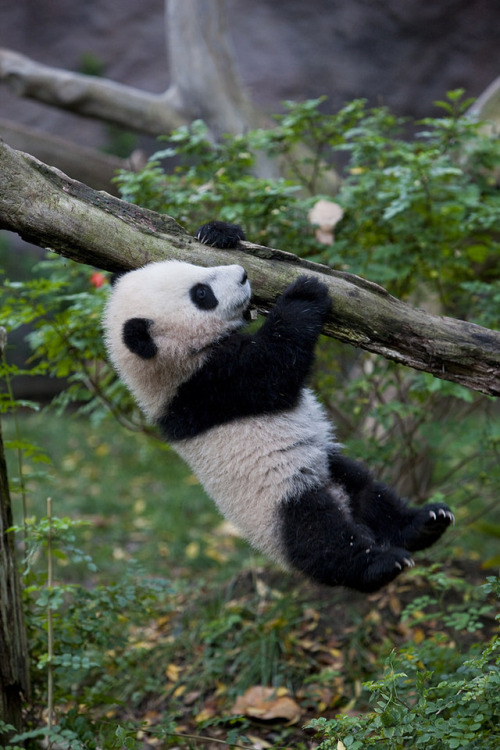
[122,318,158,359]
[195,221,246,249]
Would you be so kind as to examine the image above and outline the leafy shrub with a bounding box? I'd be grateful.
[308,574,500,749]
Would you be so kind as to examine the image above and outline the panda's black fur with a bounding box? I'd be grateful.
[103,221,453,593]
[195,220,246,248]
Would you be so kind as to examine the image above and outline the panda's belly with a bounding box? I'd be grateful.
[171,389,339,563]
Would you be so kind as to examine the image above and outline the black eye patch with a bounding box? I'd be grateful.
[190,283,218,310]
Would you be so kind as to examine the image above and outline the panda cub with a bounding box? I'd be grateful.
[103,221,453,593]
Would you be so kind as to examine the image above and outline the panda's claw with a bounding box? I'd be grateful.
[195,221,246,249]
[439,509,455,525]
[428,507,455,525]
[352,548,416,591]
[399,502,454,553]
[395,557,413,571]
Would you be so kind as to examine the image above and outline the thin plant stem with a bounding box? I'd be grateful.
[47,496,54,747]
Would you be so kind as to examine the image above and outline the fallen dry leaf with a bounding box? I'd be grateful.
[166,663,181,682]
[231,686,302,724]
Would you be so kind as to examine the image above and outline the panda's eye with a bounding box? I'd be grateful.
[190,283,218,310]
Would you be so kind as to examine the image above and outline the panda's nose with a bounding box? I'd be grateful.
[240,270,248,285]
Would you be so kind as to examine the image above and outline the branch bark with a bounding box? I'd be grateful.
[0,48,186,136]
[0,117,130,194]
[1,139,499,397]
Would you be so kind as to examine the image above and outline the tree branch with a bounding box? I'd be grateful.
[1,139,499,397]
[0,117,130,194]
[0,48,186,136]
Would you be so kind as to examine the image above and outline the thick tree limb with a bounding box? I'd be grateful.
[1,139,499,397]
[0,48,186,136]
[0,117,130,194]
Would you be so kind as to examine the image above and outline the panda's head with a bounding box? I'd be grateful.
[103,260,251,418]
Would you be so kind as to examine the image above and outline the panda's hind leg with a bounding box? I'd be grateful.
[279,487,414,593]
[328,452,454,553]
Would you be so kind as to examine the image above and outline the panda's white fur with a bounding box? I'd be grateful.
[173,390,341,565]
[103,241,453,592]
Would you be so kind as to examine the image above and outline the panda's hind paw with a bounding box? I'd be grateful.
[402,503,454,552]
[395,556,415,571]
[349,547,414,593]
[429,507,455,525]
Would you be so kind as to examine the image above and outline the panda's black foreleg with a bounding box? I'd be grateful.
[279,488,414,593]
[238,275,331,410]
[327,452,454,553]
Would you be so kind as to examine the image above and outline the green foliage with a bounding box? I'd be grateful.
[307,574,500,750]
[8,514,176,749]
[115,118,313,250]
[323,91,500,319]
[173,579,310,698]
[3,411,246,579]
[114,91,500,326]
[1,254,145,430]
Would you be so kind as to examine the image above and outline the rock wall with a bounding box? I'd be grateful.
[0,0,499,153]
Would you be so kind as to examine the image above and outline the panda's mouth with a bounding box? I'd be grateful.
[226,291,251,319]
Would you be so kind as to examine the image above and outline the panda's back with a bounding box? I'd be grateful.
[171,389,340,562]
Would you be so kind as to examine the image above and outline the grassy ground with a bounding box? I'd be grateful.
[3,411,499,749]
[6,411,253,581]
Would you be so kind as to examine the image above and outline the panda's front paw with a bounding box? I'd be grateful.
[281,276,330,306]
[196,221,246,249]
[278,276,331,318]
[283,275,329,301]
